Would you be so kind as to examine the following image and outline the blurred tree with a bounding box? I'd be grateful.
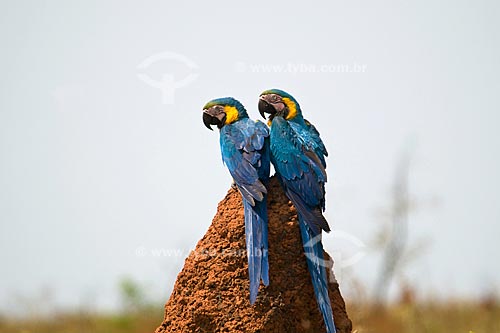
[119,277,147,313]
[373,151,411,305]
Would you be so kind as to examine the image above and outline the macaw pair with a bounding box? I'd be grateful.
[202,90,336,333]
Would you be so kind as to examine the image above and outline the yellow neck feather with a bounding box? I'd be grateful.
[224,106,239,125]
[283,97,298,120]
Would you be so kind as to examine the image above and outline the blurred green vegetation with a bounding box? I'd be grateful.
[0,309,163,333]
[0,278,164,333]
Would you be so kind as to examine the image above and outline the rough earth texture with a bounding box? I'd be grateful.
[155,176,352,333]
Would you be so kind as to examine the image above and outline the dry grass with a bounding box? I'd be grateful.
[0,301,498,333]
[348,301,500,333]
[0,306,163,333]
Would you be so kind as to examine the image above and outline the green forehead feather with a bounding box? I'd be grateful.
[204,97,240,109]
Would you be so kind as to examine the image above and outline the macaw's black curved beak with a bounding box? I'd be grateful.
[258,97,276,120]
[203,108,226,130]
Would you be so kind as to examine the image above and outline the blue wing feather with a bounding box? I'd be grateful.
[220,119,269,206]
[270,117,329,234]
[303,119,328,167]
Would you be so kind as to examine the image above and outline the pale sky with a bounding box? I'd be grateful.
[1,0,499,314]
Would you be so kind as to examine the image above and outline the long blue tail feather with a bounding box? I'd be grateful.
[299,217,336,333]
[243,196,269,304]
[256,195,270,286]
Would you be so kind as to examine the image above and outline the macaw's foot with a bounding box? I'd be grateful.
[231,182,238,190]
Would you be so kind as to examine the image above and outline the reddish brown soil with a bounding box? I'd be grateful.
[155,176,352,333]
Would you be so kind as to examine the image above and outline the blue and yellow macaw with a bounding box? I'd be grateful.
[258,89,336,333]
[203,97,270,304]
